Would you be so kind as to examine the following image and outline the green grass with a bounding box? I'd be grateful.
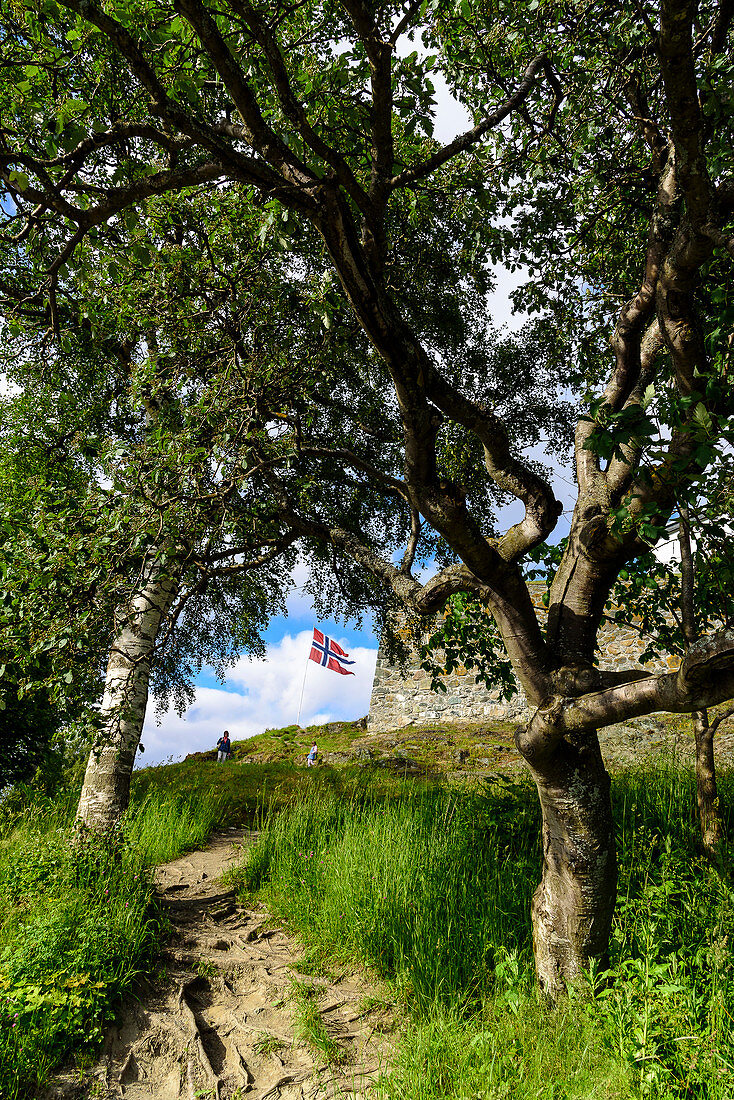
[251,1031,287,1056]
[130,755,442,829]
[0,787,223,1099]
[230,764,734,1100]
[228,775,538,1010]
[288,978,347,1064]
[4,733,733,1100]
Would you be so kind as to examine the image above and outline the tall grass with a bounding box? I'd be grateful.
[0,786,223,1099]
[130,756,440,828]
[233,776,538,1009]
[231,765,734,1100]
[125,787,223,865]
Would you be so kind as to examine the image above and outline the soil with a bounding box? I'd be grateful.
[45,832,394,1100]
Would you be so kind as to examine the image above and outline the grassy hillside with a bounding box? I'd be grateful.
[129,718,524,829]
[229,763,734,1100]
[2,716,732,1099]
[173,716,522,770]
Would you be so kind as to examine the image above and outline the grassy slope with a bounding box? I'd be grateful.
[230,766,734,1099]
[220,721,734,1100]
[138,716,528,791]
[0,789,222,1099]
[2,716,731,1099]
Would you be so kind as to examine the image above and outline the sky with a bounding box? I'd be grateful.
[139,76,577,765]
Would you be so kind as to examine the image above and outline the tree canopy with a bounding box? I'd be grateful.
[1,0,734,994]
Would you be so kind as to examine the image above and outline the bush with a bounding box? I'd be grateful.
[0,786,222,1099]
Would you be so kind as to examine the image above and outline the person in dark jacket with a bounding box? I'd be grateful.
[216,731,231,762]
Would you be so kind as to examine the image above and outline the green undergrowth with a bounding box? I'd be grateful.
[131,755,442,829]
[0,787,222,1099]
[230,764,734,1100]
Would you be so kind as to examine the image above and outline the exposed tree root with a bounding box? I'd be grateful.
[44,832,394,1100]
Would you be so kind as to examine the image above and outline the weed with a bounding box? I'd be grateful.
[195,959,218,979]
[289,979,347,1065]
[358,994,392,1016]
[293,948,337,978]
[252,1032,287,1056]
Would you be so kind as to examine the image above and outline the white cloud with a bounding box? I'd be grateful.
[141,631,377,766]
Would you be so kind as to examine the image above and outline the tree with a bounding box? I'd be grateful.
[678,475,734,857]
[0,378,108,793]
[1,0,734,996]
[0,201,316,829]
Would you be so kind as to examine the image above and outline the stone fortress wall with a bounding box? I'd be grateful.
[367,585,678,732]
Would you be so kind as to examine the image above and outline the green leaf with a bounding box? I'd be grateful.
[693,403,714,436]
[641,383,655,410]
[8,170,30,192]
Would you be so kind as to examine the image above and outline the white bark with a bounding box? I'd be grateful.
[76,559,179,832]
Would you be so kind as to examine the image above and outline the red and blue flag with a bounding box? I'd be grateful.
[309,629,356,676]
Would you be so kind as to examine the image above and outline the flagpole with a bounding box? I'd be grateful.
[295,628,312,729]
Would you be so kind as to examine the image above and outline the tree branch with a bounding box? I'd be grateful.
[55,0,317,208]
[425,370,562,560]
[659,0,713,227]
[390,55,556,190]
[226,0,372,211]
[710,704,734,735]
[518,629,734,764]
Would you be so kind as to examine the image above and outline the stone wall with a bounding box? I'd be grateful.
[367,595,678,732]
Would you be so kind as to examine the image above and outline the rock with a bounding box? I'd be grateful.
[322,751,352,764]
[373,755,425,775]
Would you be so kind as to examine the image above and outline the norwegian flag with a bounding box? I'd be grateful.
[309,628,356,676]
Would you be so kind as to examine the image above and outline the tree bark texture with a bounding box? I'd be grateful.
[678,514,724,855]
[693,709,723,856]
[76,561,179,833]
[518,721,617,998]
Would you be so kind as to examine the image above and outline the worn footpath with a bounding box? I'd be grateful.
[47,832,394,1100]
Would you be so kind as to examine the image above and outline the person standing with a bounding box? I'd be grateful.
[216,731,231,762]
[306,742,318,767]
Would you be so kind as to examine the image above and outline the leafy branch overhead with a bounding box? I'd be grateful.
[2,0,734,992]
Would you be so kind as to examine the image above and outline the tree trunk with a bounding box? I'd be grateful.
[692,708,723,856]
[677,515,724,857]
[519,723,617,999]
[76,560,178,833]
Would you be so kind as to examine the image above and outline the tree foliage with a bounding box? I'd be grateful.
[1,0,734,988]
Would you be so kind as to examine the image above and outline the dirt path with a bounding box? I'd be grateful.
[52,831,394,1100]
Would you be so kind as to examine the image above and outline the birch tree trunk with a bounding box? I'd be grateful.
[76,560,179,833]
